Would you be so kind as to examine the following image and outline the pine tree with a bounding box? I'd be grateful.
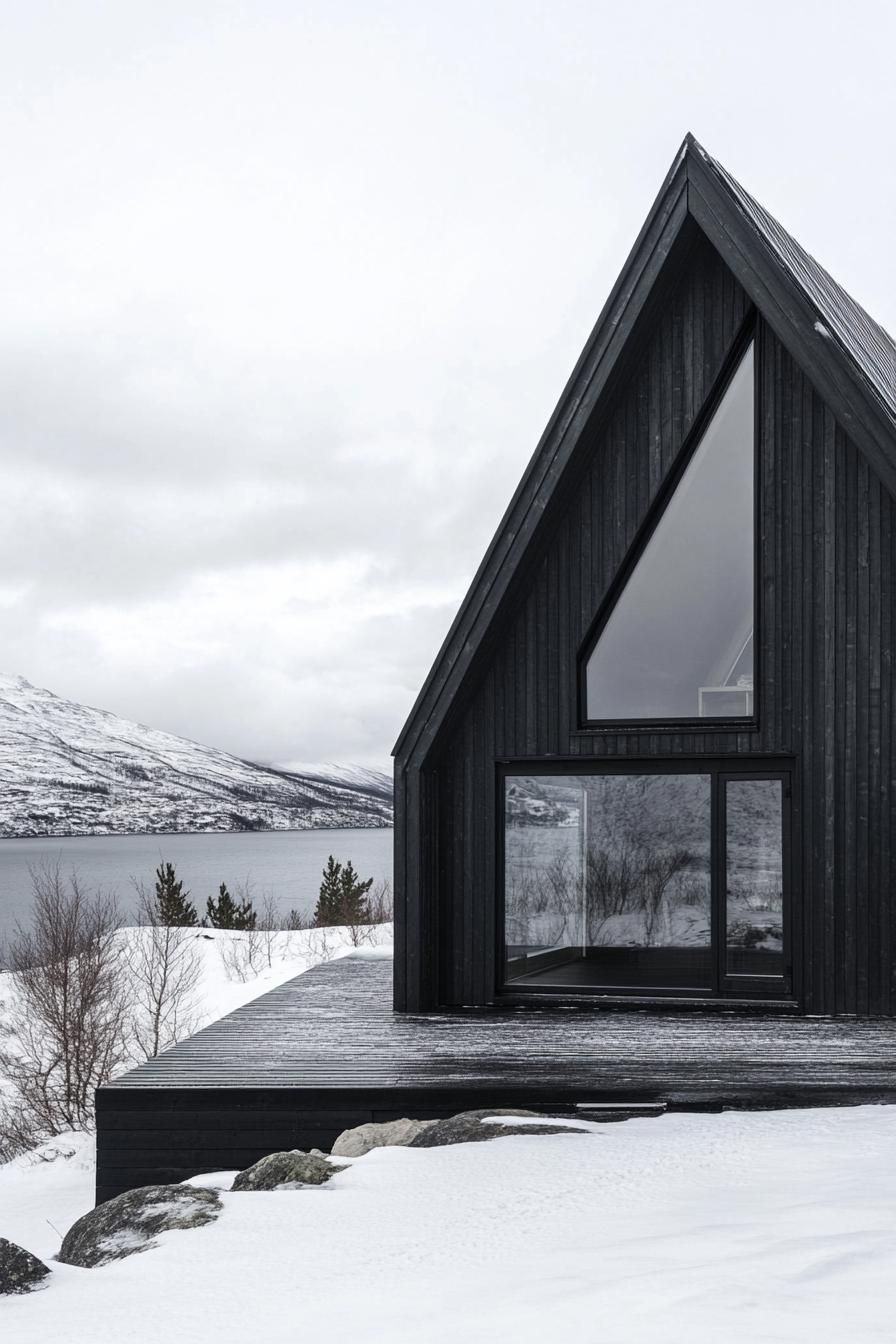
[313,856,373,927]
[154,862,199,927]
[205,883,257,930]
[314,856,342,927]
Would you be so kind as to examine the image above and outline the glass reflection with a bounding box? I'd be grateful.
[725,779,784,976]
[505,773,711,990]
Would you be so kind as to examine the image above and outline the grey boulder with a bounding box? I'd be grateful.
[231,1150,346,1191]
[0,1238,50,1294]
[58,1184,221,1268]
[409,1108,587,1148]
[331,1118,436,1158]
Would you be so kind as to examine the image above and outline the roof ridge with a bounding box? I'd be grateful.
[693,143,896,422]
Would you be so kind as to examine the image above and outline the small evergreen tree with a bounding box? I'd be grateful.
[154,862,199,927]
[313,856,373,927]
[205,882,257,930]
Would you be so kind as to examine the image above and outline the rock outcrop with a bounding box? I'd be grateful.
[231,1151,346,1191]
[331,1118,435,1157]
[0,1238,51,1294]
[409,1109,588,1148]
[58,1184,221,1268]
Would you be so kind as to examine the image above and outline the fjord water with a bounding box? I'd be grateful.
[0,828,393,944]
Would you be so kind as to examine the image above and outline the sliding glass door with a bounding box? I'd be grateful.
[502,762,791,1000]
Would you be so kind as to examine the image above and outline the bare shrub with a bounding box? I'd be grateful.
[367,879,393,924]
[345,922,372,948]
[0,865,128,1157]
[216,882,267,982]
[505,840,578,948]
[236,879,265,974]
[257,893,281,968]
[586,842,693,946]
[584,842,641,944]
[639,847,693,945]
[340,877,394,947]
[505,831,697,952]
[304,925,341,964]
[216,935,254,983]
[129,884,202,1060]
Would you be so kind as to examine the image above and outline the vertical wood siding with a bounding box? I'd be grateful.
[406,233,896,1015]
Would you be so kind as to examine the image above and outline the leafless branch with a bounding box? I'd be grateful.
[128,884,202,1060]
[0,863,128,1156]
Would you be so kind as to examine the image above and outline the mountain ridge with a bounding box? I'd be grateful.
[0,674,393,838]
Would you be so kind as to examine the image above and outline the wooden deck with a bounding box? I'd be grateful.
[96,953,896,1202]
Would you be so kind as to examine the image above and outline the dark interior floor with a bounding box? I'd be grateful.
[508,964,705,990]
[507,947,784,991]
[507,952,711,991]
[95,953,896,1203]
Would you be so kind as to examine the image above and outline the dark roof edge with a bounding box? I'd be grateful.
[687,154,896,495]
[690,142,895,432]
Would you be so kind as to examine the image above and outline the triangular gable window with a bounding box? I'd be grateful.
[584,342,755,721]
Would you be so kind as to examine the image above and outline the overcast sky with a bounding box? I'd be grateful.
[1,1,893,771]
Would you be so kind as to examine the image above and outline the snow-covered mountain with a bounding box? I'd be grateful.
[0,674,393,838]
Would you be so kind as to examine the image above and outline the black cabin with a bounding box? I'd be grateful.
[94,138,896,1202]
[393,134,896,1017]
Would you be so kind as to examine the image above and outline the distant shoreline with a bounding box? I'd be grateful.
[0,823,395,843]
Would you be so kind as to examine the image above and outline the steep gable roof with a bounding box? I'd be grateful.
[395,135,896,764]
[699,142,895,427]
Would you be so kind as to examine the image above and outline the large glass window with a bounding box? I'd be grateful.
[503,764,789,997]
[505,772,711,990]
[584,343,755,721]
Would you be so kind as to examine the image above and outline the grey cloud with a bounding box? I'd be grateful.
[0,3,893,766]
[0,428,515,613]
[3,596,458,768]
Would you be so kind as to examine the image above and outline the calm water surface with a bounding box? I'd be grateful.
[0,829,393,943]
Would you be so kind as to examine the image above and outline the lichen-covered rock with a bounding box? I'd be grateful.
[0,1238,50,1294]
[231,1150,346,1191]
[57,1184,221,1268]
[331,1118,436,1158]
[409,1108,587,1148]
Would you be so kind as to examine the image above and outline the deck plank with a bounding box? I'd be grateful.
[104,955,896,1097]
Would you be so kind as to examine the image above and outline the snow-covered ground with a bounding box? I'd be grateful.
[0,923,393,1101]
[117,922,395,1029]
[0,922,393,1142]
[3,936,896,1341]
[3,1104,896,1342]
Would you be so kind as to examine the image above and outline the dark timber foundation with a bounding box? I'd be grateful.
[97,954,896,1202]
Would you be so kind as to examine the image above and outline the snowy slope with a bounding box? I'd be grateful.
[2,938,894,1341]
[0,674,393,837]
[0,924,395,1129]
[0,926,395,1252]
[2,1099,896,1343]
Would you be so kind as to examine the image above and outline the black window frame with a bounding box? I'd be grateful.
[497,755,795,1005]
[577,312,761,734]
